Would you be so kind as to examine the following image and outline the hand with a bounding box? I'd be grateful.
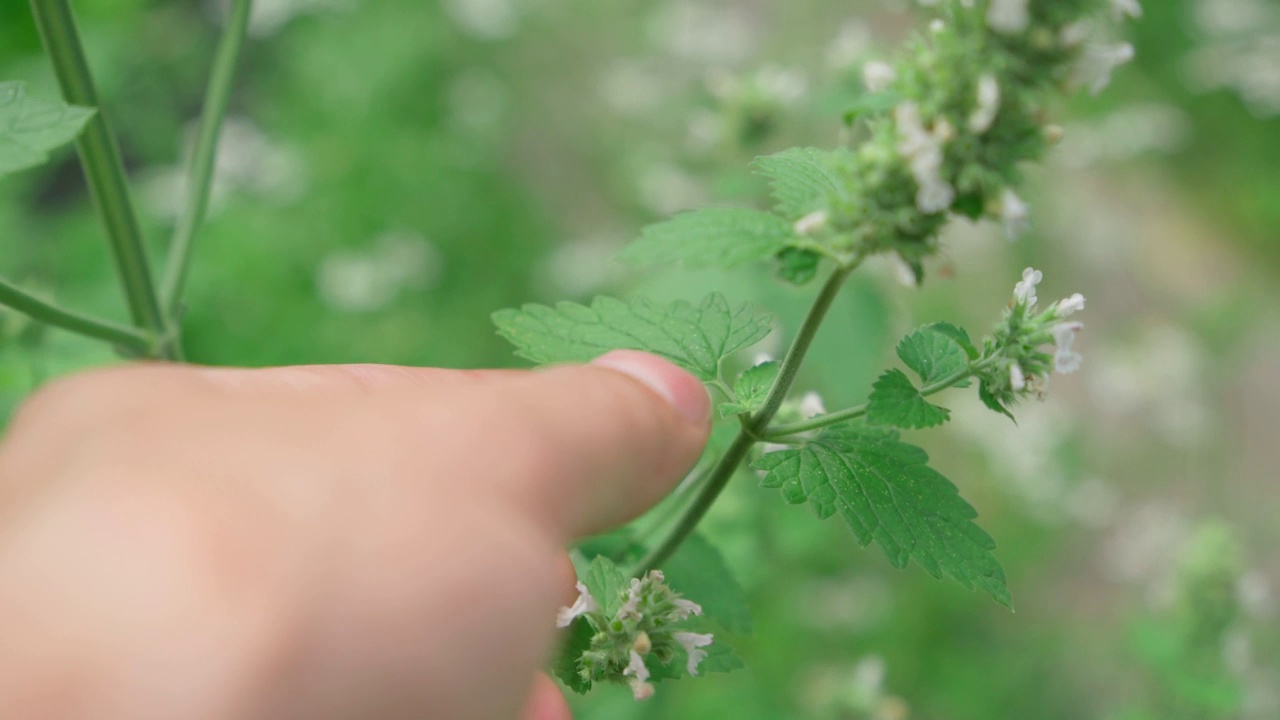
[0,351,711,720]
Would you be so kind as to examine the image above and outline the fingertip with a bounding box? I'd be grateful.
[589,350,710,426]
[522,674,573,720]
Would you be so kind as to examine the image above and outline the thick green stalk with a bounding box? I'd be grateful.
[0,277,152,354]
[28,0,171,357]
[632,265,855,574]
[161,0,253,316]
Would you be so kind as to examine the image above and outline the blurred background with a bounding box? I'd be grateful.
[1,0,1277,718]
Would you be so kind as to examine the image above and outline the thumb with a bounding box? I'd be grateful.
[487,350,712,540]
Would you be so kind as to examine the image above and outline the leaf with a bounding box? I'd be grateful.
[752,147,849,219]
[897,326,970,385]
[979,378,1016,422]
[553,617,596,694]
[582,555,628,618]
[619,207,793,269]
[867,369,950,429]
[776,247,821,285]
[493,293,773,381]
[927,321,979,360]
[843,90,902,125]
[751,428,1011,607]
[646,627,745,682]
[0,81,94,176]
[718,361,779,418]
[663,532,752,634]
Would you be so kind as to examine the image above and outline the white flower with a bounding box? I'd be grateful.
[799,391,826,417]
[1052,321,1085,373]
[1010,362,1027,391]
[618,579,643,619]
[895,102,956,214]
[1013,267,1042,307]
[555,582,597,628]
[987,0,1030,35]
[624,649,654,700]
[671,597,703,621]
[969,74,1002,133]
[862,61,897,92]
[1112,0,1142,19]
[793,209,829,236]
[1081,43,1135,95]
[1000,188,1030,240]
[673,632,714,676]
[1055,293,1086,317]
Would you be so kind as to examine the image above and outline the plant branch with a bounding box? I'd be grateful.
[160,0,253,317]
[763,356,1002,438]
[29,0,171,357]
[632,264,856,574]
[0,276,153,354]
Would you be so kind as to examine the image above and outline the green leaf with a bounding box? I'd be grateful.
[493,293,773,381]
[843,90,902,125]
[867,369,950,429]
[926,321,979,360]
[752,147,849,219]
[646,627,745,682]
[552,617,596,694]
[751,428,1011,607]
[718,361,779,418]
[663,532,753,634]
[0,81,94,176]
[897,326,970,385]
[620,207,793,269]
[582,555,628,618]
[775,247,821,285]
[979,378,1016,422]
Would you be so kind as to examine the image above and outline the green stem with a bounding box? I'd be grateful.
[160,0,253,317]
[763,356,1001,439]
[632,265,856,574]
[0,276,152,354]
[29,0,171,357]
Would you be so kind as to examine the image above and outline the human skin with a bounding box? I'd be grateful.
[0,350,711,720]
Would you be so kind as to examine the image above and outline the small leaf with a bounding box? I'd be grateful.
[0,81,94,176]
[751,428,1011,607]
[843,90,902,125]
[719,361,779,418]
[552,617,596,694]
[663,532,752,634]
[897,326,970,385]
[867,369,950,429]
[752,147,850,219]
[979,378,1016,422]
[493,293,773,381]
[620,207,793,269]
[582,555,628,618]
[776,247,821,285]
[926,321,979,360]
[951,192,986,220]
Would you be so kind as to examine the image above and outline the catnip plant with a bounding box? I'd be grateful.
[0,0,1137,706]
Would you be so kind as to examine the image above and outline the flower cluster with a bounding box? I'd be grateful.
[787,0,1138,275]
[556,570,713,700]
[978,267,1087,404]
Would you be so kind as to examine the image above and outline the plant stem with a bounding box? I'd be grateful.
[0,277,153,354]
[632,265,855,574]
[29,0,171,357]
[763,357,999,439]
[160,0,253,317]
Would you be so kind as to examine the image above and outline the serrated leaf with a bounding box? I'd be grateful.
[620,207,793,269]
[0,81,94,176]
[927,321,979,360]
[552,617,596,694]
[867,369,950,429]
[663,532,752,634]
[752,147,850,219]
[776,247,821,285]
[493,293,772,381]
[751,429,1011,607]
[582,555,628,618]
[718,361,779,418]
[897,326,970,385]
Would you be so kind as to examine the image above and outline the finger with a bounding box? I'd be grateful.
[521,674,572,720]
